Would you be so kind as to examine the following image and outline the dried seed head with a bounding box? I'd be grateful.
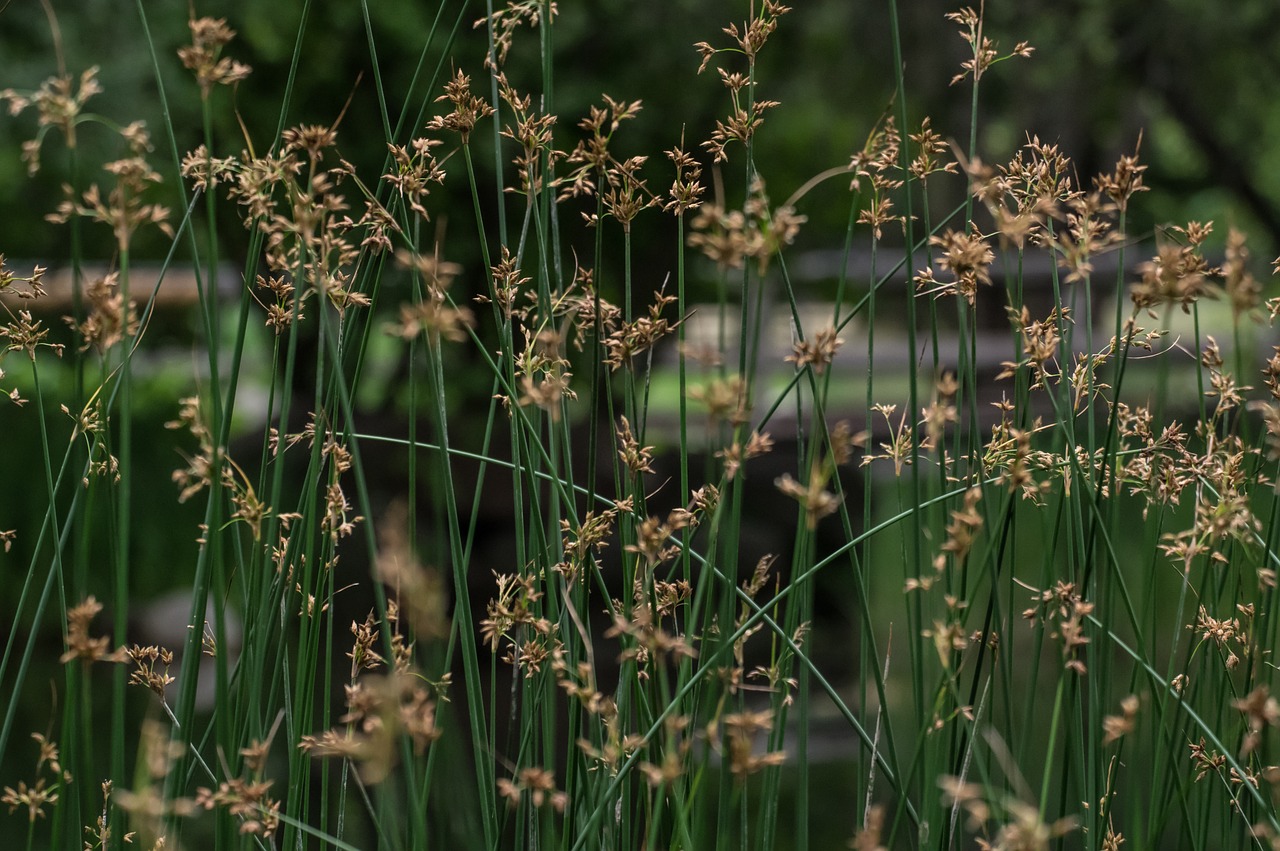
[785,326,843,375]
[427,70,495,144]
[60,596,127,666]
[178,17,251,99]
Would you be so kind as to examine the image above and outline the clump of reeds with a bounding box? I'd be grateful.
[2,2,1280,850]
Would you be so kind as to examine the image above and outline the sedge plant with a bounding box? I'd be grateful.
[1,3,1280,850]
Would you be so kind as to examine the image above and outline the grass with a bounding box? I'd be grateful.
[2,1,1280,849]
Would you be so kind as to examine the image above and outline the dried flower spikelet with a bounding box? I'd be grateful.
[849,804,887,851]
[557,504,622,583]
[516,367,576,421]
[396,241,468,289]
[348,612,385,678]
[669,483,720,529]
[945,6,1033,86]
[496,767,567,812]
[476,1,558,68]
[938,485,983,566]
[1188,738,1226,782]
[320,481,363,544]
[1000,137,1078,221]
[379,138,446,224]
[427,70,495,144]
[479,572,553,659]
[921,372,959,451]
[638,746,686,789]
[598,154,655,231]
[939,776,991,831]
[113,720,198,841]
[479,245,531,320]
[862,403,915,476]
[1233,686,1280,757]
[1130,222,1214,314]
[194,776,280,839]
[494,75,562,193]
[126,644,176,697]
[723,709,786,780]
[695,5,791,161]
[941,776,1077,846]
[1,66,102,172]
[687,204,752,269]
[993,801,1078,850]
[181,143,237,193]
[625,514,680,567]
[848,115,901,198]
[604,289,680,369]
[251,274,303,334]
[1022,580,1093,674]
[49,152,174,249]
[1160,451,1260,571]
[1262,348,1280,406]
[388,296,474,344]
[786,326,843,375]
[118,119,153,155]
[606,605,695,677]
[827,419,867,466]
[916,228,994,306]
[0,736,62,823]
[0,261,55,371]
[0,256,48,301]
[999,305,1068,389]
[637,715,693,788]
[1101,694,1140,745]
[65,273,139,353]
[909,118,959,184]
[561,93,641,204]
[689,375,750,425]
[282,123,339,163]
[302,670,446,783]
[775,461,842,530]
[715,430,773,481]
[138,719,182,782]
[693,1,792,76]
[688,177,802,270]
[1222,228,1261,320]
[178,17,251,99]
[299,727,373,770]
[1200,336,1248,413]
[616,415,656,475]
[664,142,705,215]
[2,309,64,362]
[1052,188,1122,285]
[60,596,128,665]
[167,395,220,502]
[1094,135,1148,212]
[220,457,270,542]
[922,616,970,671]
